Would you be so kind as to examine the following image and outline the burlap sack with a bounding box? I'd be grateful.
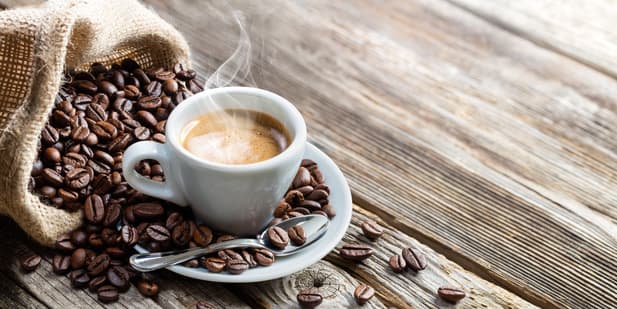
[0,0,190,246]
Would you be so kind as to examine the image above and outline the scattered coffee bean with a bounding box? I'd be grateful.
[402,248,427,271]
[437,286,466,303]
[107,266,130,291]
[52,254,71,274]
[389,255,406,273]
[69,269,90,288]
[267,226,289,249]
[136,279,160,297]
[195,300,216,309]
[297,288,323,308]
[98,285,119,303]
[354,283,375,305]
[293,167,312,188]
[361,220,384,241]
[288,225,306,246]
[88,275,107,292]
[20,253,41,272]
[339,243,373,261]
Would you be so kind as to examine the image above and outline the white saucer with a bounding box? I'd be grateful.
[133,143,352,283]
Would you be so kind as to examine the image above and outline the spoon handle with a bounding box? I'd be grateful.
[129,238,264,272]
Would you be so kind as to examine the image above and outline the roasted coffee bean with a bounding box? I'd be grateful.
[267,226,289,249]
[193,224,213,247]
[101,228,118,246]
[89,233,104,247]
[108,133,132,153]
[218,249,242,261]
[195,300,216,309]
[105,247,125,258]
[121,225,138,245]
[42,168,63,187]
[136,161,151,176]
[20,253,41,272]
[133,126,150,140]
[171,221,191,246]
[39,185,57,198]
[291,207,310,215]
[284,190,304,205]
[84,194,105,223]
[299,200,321,211]
[71,230,88,247]
[98,285,119,303]
[152,133,166,143]
[241,250,258,268]
[162,79,178,95]
[146,224,170,242]
[293,167,312,188]
[274,201,291,217]
[354,283,375,305]
[91,121,118,141]
[63,152,87,167]
[52,254,71,274]
[178,69,197,81]
[120,58,139,72]
[87,253,110,276]
[65,167,91,190]
[123,84,141,99]
[187,79,204,93]
[112,97,133,113]
[42,148,61,165]
[145,81,162,97]
[133,202,164,219]
[402,248,427,271]
[304,189,328,202]
[312,169,325,184]
[288,225,306,246]
[55,233,75,251]
[296,185,314,196]
[183,259,200,268]
[98,80,118,98]
[69,269,90,288]
[437,286,466,303]
[110,70,125,88]
[94,150,114,166]
[53,110,72,127]
[297,288,323,309]
[312,210,328,217]
[87,159,112,174]
[73,94,92,111]
[154,70,175,81]
[137,95,162,110]
[111,171,122,185]
[389,255,407,273]
[92,174,113,195]
[31,159,43,177]
[71,126,90,143]
[136,110,157,127]
[361,220,384,241]
[107,266,130,290]
[137,279,160,297]
[339,243,373,261]
[203,257,226,273]
[165,212,183,231]
[85,103,107,122]
[150,164,163,176]
[155,120,166,133]
[91,93,110,109]
[322,204,336,218]
[254,248,275,266]
[41,125,59,145]
[103,203,121,226]
[226,259,249,274]
[88,275,107,292]
[70,248,87,269]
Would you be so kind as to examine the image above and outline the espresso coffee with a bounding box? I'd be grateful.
[180,109,291,165]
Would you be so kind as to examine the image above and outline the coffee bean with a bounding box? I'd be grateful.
[138,95,162,110]
[92,93,110,109]
[71,126,90,143]
[84,194,105,223]
[218,249,242,261]
[133,202,164,219]
[267,226,289,249]
[145,80,162,97]
[39,185,57,198]
[297,288,323,309]
[296,185,314,196]
[63,152,87,167]
[254,248,275,266]
[121,225,138,246]
[154,70,175,81]
[69,269,90,288]
[136,161,151,176]
[322,205,336,218]
[402,248,427,271]
[42,168,63,187]
[284,190,304,205]
[187,79,204,93]
[312,210,328,217]
[183,259,199,268]
[133,126,150,140]
[89,233,104,247]
[110,70,125,88]
[99,80,118,98]
[193,224,213,247]
[111,171,122,185]
[73,94,92,110]
[41,125,59,145]
[162,79,178,95]
[293,167,312,188]
[55,233,75,251]
[171,221,191,246]
[87,253,110,276]
[88,275,107,292]
[389,255,407,273]
[137,279,160,297]
[108,133,132,153]
[361,220,384,241]
[274,201,291,217]
[437,286,466,303]
[137,110,157,127]
[43,147,61,164]
[226,259,249,274]
[305,189,328,201]
[71,248,87,269]
[146,224,170,242]
[164,211,183,231]
[203,257,226,273]
[97,285,119,303]
[195,300,216,309]
[152,133,166,143]
[52,254,71,274]
[20,253,41,272]
[106,247,125,258]
[85,103,107,122]
[87,158,112,174]
[288,225,306,246]
[299,200,321,211]
[71,230,88,247]
[176,69,196,81]
[65,167,91,190]
[106,266,130,290]
[91,121,118,141]
[155,120,166,133]
[92,174,113,195]
[241,250,258,268]
[354,283,375,305]
[123,84,141,99]
[101,228,118,246]
[339,243,373,261]
[311,168,325,184]
[31,159,43,177]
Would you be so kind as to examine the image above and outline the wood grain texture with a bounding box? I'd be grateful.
[447,0,617,79]
[144,0,617,307]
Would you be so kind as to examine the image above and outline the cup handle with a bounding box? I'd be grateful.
[122,141,188,206]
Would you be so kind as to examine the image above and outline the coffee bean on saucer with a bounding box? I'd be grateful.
[437,286,466,303]
[339,243,373,261]
[254,248,275,266]
[361,220,384,241]
[284,190,304,205]
[227,259,248,274]
[218,249,242,261]
[241,250,258,268]
[296,185,313,196]
[183,259,200,268]
[193,224,213,246]
[292,167,311,188]
[98,285,119,303]
[203,257,226,273]
[288,225,306,246]
[52,254,71,274]
[402,248,427,271]
[305,189,328,201]
[321,204,336,218]
[389,255,406,273]
[297,288,323,309]
[299,200,321,211]
[20,253,41,272]
[274,201,291,217]
[354,283,375,305]
[137,279,160,297]
[267,226,289,249]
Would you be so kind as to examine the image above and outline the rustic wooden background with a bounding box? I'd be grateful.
[1,0,616,308]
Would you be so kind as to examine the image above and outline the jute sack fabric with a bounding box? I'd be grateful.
[0,0,190,246]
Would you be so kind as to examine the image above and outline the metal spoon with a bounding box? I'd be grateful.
[129,214,330,272]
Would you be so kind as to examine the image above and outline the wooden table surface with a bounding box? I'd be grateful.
[2,0,616,308]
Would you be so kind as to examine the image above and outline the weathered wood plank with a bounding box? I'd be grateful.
[0,217,249,309]
[0,270,47,308]
[447,0,617,79]
[143,0,617,308]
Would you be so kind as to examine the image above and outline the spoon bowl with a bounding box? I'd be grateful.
[129,215,330,272]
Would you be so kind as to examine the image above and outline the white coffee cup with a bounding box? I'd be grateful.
[123,87,307,236]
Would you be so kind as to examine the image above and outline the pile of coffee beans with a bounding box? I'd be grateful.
[27,58,335,304]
